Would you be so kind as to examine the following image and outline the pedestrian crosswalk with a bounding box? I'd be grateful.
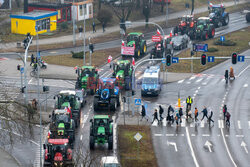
[151,118,250,130]
[28,78,75,88]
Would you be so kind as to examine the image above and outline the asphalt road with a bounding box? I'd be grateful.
[145,49,250,167]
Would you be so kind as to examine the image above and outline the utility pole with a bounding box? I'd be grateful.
[83,6,86,65]
[72,0,76,46]
[166,0,169,25]
[89,37,92,65]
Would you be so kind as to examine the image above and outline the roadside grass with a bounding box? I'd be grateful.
[118,125,157,167]
[40,47,120,67]
[166,26,250,73]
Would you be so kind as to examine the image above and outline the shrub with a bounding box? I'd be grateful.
[207,47,218,52]
[71,51,84,59]
[213,39,236,46]
[60,22,69,30]
[97,9,112,25]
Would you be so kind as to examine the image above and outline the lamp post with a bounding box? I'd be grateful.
[83,6,86,65]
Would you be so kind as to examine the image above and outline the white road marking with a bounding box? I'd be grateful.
[49,51,57,54]
[187,81,191,84]
[178,79,184,83]
[190,123,194,128]
[243,84,248,88]
[202,134,210,137]
[80,135,83,140]
[186,127,199,167]
[200,120,205,128]
[195,78,203,83]
[195,90,198,93]
[241,141,248,154]
[167,140,178,152]
[236,135,244,138]
[166,134,174,137]
[152,120,158,126]
[218,120,224,129]
[163,118,167,126]
[189,76,196,80]
[154,134,163,137]
[181,118,186,127]
[205,140,212,152]
[237,65,250,77]
[238,121,242,129]
[220,126,237,167]
[197,87,201,90]
[248,121,250,129]
[191,134,196,137]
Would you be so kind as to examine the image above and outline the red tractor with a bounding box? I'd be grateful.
[174,15,196,39]
[44,139,73,167]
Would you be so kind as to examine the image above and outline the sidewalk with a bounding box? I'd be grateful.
[0,147,21,167]
[0,1,246,50]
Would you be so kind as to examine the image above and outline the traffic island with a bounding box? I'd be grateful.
[118,125,158,167]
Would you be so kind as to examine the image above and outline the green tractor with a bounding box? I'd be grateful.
[112,60,133,90]
[195,17,215,41]
[54,90,81,128]
[75,66,99,95]
[89,115,113,150]
[49,109,76,148]
[121,32,147,59]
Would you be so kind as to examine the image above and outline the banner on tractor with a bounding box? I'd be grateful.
[152,35,162,42]
[121,46,135,55]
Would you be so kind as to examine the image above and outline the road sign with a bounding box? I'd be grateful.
[134,98,141,106]
[207,56,215,62]
[152,35,162,42]
[193,44,208,52]
[37,51,40,59]
[121,46,135,55]
[172,57,179,63]
[134,132,142,142]
[238,55,245,62]
[162,58,166,64]
[220,36,225,42]
[20,67,24,74]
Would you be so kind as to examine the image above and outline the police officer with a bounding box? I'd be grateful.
[186,96,193,110]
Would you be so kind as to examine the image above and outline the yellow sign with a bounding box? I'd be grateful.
[58,10,61,20]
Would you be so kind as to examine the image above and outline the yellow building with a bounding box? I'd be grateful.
[10,10,58,36]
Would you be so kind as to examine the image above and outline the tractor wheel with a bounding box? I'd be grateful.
[125,76,132,90]
[142,43,147,55]
[90,136,95,150]
[222,15,229,26]
[218,21,222,27]
[202,31,208,41]
[110,98,117,111]
[94,96,99,111]
[108,136,113,150]
[209,27,215,38]
[75,81,80,89]
[246,12,250,22]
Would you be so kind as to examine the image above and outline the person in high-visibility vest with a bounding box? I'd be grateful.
[186,96,193,110]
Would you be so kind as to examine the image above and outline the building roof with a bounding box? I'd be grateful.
[28,2,71,9]
[10,10,57,20]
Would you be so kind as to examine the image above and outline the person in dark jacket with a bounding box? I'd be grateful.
[30,54,35,66]
[208,110,214,125]
[102,22,105,32]
[179,108,183,123]
[201,106,209,121]
[223,105,227,120]
[92,21,96,33]
[159,105,164,121]
[140,105,148,121]
[152,109,159,124]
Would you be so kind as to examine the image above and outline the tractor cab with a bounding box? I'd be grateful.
[89,115,113,150]
[126,32,144,46]
[197,17,210,27]
[209,4,225,15]
[208,3,229,27]
[113,60,132,79]
[44,139,73,167]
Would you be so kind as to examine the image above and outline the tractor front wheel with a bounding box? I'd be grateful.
[142,43,147,55]
[110,98,117,111]
[223,15,229,26]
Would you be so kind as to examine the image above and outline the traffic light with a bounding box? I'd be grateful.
[17,64,20,71]
[201,54,206,65]
[166,54,172,66]
[232,52,237,64]
[89,43,94,53]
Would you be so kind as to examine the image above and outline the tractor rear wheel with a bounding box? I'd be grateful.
[209,27,215,38]
[222,15,229,26]
[110,98,117,111]
[94,97,99,111]
[142,43,147,55]
[108,136,113,150]
[90,136,95,150]
[202,31,208,41]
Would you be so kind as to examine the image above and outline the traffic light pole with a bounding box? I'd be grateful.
[89,37,92,65]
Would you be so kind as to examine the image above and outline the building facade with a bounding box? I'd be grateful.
[70,0,93,21]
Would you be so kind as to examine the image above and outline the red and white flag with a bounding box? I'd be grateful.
[156,29,161,35]
[170,30,173,37]
[132,57,135,66]
[121,40,125,46]
[108,55,112,63]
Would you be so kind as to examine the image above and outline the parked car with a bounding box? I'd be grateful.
[171,34,189,50]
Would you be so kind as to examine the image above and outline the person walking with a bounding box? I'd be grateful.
[208,110,214,125]
[102,22,105,32]
[179,108,183,123]
[140,105,148,121]
[151,109,159,124]
[92,21,96,33]
[167,105,174,124]
[194,107,199,122]
[175,111,180,126]
[186,96,193,110]
[223,105,227,120]
[30,54,35,66]
[201,106,209,121]
[159,105,164,121]
[225,111,231,126]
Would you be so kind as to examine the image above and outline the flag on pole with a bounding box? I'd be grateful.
[108,55,112,63]
[132,57,135,66]
[170,30,173,37]
[156,29,161,35]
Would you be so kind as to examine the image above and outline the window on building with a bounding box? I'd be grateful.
[58,10,61,20]
[36,20,41,31]
[79,5,83,16]
[36,18,50,32]
[89,5,92,15]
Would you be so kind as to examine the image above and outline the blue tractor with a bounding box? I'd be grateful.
[208,4,229,28]
[94,78,121,111]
